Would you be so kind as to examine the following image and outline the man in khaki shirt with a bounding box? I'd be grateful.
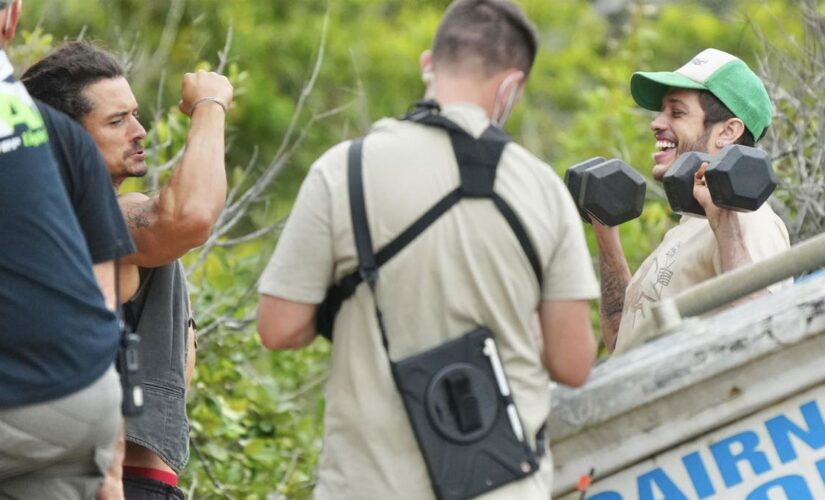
[594,49,790,354]
[256,1,599,498]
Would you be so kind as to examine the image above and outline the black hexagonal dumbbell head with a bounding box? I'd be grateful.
[564,156,606,224]
[579,159,647,226]
[705,145,777,212]
[663,151,714,217]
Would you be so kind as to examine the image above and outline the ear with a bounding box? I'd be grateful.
[3,0,21,41]
[714,117,747,148]
[419,50,433,74]
[497,69,525,97]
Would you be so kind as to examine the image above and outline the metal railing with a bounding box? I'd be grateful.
[652,232,825,334]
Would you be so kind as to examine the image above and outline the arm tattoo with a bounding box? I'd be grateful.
[600,273,627,318]
[599,255,628,320]
[126,201,153,230]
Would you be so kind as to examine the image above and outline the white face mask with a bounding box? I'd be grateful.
[491,73,522,128]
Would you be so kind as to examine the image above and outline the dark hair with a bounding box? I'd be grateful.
[699,90,756,147]
[21,41,125,121]
[432,0,538,78]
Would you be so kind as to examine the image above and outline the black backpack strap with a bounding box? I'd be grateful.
[347,138,377,286]
[316,110,544,340]
[317,139,371,339]
[442,120,543,286]
[316,136,464,340]
[374,187,463,267]
[346,137,393,352]
[491,192,543,290]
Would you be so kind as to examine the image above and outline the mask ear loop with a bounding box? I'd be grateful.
[422,71,436,99]
[498,82,519,126]
[492,73,522,127]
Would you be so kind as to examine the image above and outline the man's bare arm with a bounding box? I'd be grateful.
[257,295,317,350]
[92,260,116,310]
[712,212,754,271]
[592,224,632,352]
[694,164,764,304]
[539,299,596,387]
[121,71,233,268]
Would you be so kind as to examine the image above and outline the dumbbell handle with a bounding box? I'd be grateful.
[664,145,776,216]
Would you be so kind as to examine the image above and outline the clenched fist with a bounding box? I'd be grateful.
[178,70,234,117]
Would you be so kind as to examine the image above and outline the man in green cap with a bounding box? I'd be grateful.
[594,48,790,354]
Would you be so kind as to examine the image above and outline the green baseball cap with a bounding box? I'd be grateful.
[631,48,772,140]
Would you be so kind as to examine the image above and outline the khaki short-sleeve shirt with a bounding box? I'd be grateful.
[614,204,790,354]
[260,103,599,499]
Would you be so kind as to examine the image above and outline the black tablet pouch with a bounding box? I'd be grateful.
[319,102,545,500]
[392,326,542,500]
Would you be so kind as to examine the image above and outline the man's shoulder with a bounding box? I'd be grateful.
[751,202,787,225]
[308,117,563,192]
[500,140,567,194]
[503,140,555,170]
[736,203,790,240]
[308,139,353,181]
[308,120,425,178]
[744,203,791,245]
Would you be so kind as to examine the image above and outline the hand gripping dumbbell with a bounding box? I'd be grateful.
[564,157,647,226]
[663,145,778,217]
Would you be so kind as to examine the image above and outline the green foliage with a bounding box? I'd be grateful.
[8,27,53,70]
[10,0,815,496]
[186,298,329,498]
[758,0,825,242]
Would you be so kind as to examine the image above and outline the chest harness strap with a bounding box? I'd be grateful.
[315,101,543,340]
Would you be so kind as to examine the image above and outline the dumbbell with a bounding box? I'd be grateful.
[663,145,778,217]
[564,157,647,226]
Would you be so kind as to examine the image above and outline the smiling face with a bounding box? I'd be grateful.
[649,88,715,181]
[79,76,147,186]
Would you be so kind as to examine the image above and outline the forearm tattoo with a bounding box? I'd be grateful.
[599,256,628,320]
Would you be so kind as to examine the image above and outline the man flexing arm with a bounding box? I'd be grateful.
[106,71,231,267]
[23,41,233,498]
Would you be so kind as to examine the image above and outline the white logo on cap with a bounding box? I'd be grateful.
[677,49,738,84]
